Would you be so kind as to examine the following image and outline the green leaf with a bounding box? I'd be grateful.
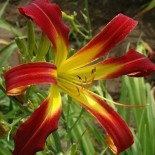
[0,43,17,68]
[15,37,27,55]
[0,0,9,18]
[0,19,21,36]
[27,20,35,58]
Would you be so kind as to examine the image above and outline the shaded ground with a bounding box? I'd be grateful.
[0,0,155,97]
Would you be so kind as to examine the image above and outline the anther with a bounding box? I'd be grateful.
[91,67,96,75]
[77,75,82,80]
[76,87,80,96]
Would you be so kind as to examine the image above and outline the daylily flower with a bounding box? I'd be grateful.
[4,0,155,155]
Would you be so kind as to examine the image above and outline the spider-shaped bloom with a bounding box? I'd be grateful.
[4,0,155,155]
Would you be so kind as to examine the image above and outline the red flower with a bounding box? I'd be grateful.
[4,0,155,154]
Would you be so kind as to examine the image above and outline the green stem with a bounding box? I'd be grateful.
[34,33,50,61]
[66,96,72,148]
[69,108,85,132]
[27,20,35,59]
[84,0,92,38]
[0,84,30,113]
[52,130,63,153]
[62,11,88,39]
[66,96,72,126]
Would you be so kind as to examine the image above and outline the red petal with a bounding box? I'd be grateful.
[61,14,137,70]
[59,81,133,154]
[13,86,62,155]
[19,0,69,50]
[19,0,69,66]
[67,49,155,81]
[81,91,134,154]
[4,62,57,95]
[100,49,155,79]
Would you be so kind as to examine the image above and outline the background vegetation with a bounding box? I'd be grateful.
[0,0,155,154]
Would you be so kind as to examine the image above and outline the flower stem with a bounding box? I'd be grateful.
[84,0,92,38]
[69,108,85,132]
[0,84,30,113]
[34,33,50,61]
[52,130,63,153]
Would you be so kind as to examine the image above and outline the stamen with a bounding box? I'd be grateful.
[77,75,82,80]
[91,67,96,75]
[77,75,84,86]
[101,96,148,108]
[91,74,95,83]
[76,87,80,96]
[76,67,97,89]
[84,76,87,83]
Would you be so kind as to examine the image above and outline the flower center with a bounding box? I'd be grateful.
[76,67,96,87]
[57,67,96,96]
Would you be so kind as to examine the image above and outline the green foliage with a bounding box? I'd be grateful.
[118,43,155,155]
[0,1,155,155]
[136,0,155,17]
[0,1,21,36]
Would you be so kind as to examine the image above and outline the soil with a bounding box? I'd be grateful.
[0,0,155,97]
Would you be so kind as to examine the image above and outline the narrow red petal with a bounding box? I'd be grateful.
[4,62,57,95]
[86,94,134,154]
[19,0,69,50]
[100,49,155,79]
[59,81,133,154]
[13,86,61,155]
[81,91,134,154]
[67,49,155,81]
[19,0,69,66]
[61,14,137,70]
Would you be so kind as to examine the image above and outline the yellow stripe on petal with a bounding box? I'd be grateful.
[60,14,137,71]
[59,43,102,71]
[13,85,62,155]
[66,49,155,82]
[55,36,69,67]
[58,62,121,86]
[47,85,62,116]
[19,0,69,67]
[4,62,57,95]
[64,62,122,82]
[58,80,133,154]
